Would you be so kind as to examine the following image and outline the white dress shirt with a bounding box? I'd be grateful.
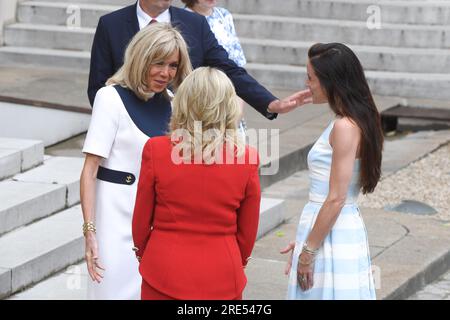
[136,2,171,29]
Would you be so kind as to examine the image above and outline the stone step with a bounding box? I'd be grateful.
[0,179,65,235]
[257,198,287,239]
[0,156,84,235]
[233,14,450,49]
[0,46,89,70]
[2,38,449,75]
[7,262,88,300]
[28,0,182,7]
[0,138,44,180]
[4,23,95,52]
[13,156,84,207]
[0,101,91,148]
[22,0,450,26]
[6,14,450,53]
[27,0,130,5]
[17,1,120,29]
[246,63,450,100]
[0,205,84,299]
[218,0,450,25]
[16,0,185,29]
[241,39,450,74]
[0,149,20,181]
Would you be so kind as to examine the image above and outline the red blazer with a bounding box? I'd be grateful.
[132,136,261,299]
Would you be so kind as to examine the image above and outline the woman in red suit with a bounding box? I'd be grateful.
[132,67,261,300]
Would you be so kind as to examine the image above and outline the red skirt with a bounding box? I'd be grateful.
[141,280,174,300]
[141,280,243,300]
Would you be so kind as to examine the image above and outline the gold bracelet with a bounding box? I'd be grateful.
[302,242,318,256]
[82,222,96,236]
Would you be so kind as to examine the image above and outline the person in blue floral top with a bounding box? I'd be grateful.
[182,0,248,140]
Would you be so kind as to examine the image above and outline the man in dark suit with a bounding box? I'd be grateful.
[88,0,312,119]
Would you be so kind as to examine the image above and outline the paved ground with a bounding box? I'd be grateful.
[0,65,90,113]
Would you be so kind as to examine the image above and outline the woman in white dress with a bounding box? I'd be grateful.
[281,43,384,299]
[80,23,192,299]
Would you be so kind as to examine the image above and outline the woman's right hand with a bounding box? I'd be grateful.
[280,241,296,276]
[85,232,105,283]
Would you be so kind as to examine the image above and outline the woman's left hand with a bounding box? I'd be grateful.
[297,252,315,291]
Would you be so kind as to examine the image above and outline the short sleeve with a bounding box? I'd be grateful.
[82,86,121,158]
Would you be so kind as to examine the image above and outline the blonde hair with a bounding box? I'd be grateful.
[170,67,245,162]
[106,23,192,101]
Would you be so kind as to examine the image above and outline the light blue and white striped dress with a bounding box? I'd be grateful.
[287,119,376,300]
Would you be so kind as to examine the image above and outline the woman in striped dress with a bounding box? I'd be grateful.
[281,43,384,300]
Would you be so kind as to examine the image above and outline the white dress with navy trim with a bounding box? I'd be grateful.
[82,85,172,299]
[287,120,376,300]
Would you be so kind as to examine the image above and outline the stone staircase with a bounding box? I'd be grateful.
[0,0,449,100]
[0,137,85,299]
[226,0,450,99]
[0,136,287,299]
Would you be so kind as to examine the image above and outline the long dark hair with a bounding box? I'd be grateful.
[308,43,384,194]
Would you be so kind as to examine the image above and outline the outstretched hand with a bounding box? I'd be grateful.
[268,89,313,114]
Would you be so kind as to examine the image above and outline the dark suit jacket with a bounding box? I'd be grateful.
[88,3,278,119]
[132,137,261,299]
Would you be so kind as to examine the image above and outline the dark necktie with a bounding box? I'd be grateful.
[148,19,157,26]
